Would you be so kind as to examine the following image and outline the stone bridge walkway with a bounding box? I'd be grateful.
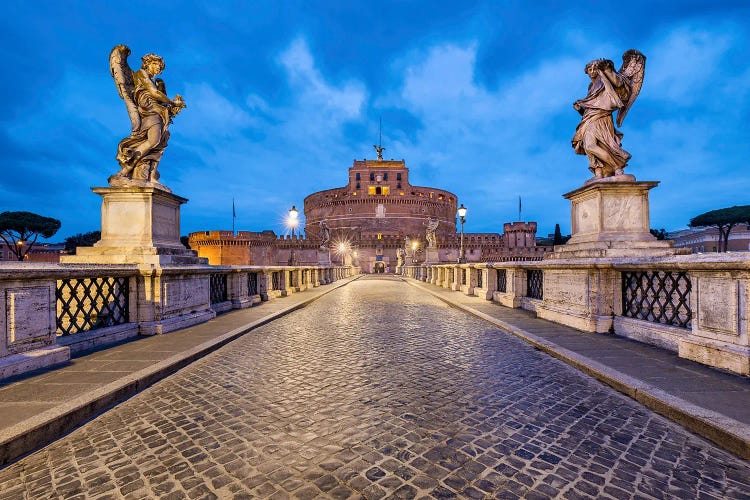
[0,276,749,499]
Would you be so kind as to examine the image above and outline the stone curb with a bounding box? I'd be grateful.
[405,279,750,460]
[0,276,361,467]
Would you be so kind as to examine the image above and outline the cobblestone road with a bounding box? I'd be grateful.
[1,277,749,499]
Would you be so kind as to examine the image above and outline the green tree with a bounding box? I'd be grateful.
[64,231,101,255]
[0,211,62,261]
[689,205,750,252]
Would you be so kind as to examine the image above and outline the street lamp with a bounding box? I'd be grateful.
[411,240,419,264]
[457,203,467,263]
[288,205,299,265]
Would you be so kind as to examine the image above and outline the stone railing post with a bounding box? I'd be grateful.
[461,266,476,295]
[679,269,750,375]
[260,271,272,301]
[0,274,70,379]
[477,265,495,300]
[227,270,251,309]
[491,266,522,308]
[434,266,444,287]
[312,268,320,287]
[136,267,215,335]
[451,265,462,291]
[537,267,617,333]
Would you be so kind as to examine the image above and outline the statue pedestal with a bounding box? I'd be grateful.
[548,178,679,259]
[62,186,206,265]
[425,247,440,264]
[317,249,331,265]
[538,177,683,333]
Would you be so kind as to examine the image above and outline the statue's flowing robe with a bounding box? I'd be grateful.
[116,69,171,174]
[572,72,631,176]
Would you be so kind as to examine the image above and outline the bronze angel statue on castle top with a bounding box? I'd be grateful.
[572,49,645,180]
[109,45,186,188]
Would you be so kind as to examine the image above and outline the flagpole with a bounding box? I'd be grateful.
[232,198,236,235]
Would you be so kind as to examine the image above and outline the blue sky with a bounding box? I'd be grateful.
[1,0,748,240]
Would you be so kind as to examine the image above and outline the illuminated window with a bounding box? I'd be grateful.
[377,233,382,239]
[382,186,390,195]
[352,192,357,196]
[400,191,405,196]
[368,186,376,195]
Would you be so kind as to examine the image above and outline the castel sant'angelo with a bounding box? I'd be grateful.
[189,150,550,272]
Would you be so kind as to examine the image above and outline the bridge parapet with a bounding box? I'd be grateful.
[403,253,750,376]
[0,263,357,380]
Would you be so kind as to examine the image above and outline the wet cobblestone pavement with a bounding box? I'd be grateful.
[1,277,749,499]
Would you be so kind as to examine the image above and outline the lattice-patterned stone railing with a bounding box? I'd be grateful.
[0,263,356,380]
[404,254,750,376]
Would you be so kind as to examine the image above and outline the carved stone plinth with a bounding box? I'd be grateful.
[425,248,440,264]
[549,178,680,259]
[317,249,331,265]
[62,186,206,265]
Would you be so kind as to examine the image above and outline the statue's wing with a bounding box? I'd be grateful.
[616,49,646,127]
[109,45,140,132]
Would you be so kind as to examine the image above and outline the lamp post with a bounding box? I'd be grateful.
[411,240,419,264]
[16,240,24,261]
[288,205,298,265]
[457,203,467,263]
[337,241,351,266]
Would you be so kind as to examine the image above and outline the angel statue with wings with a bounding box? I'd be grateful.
[319,220,331,250]
[109,45,186,188]
[572,49,645,180]
[424,217,439,248]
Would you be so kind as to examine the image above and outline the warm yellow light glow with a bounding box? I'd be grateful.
[411,241,419,250]
[287,205,299,229]
[457,203,467,218]
[338,242,346,252]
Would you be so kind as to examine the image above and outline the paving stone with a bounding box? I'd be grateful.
[0,278,749,498]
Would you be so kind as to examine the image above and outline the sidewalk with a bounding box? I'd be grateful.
[0,276,360,467]
[405,279,750,460]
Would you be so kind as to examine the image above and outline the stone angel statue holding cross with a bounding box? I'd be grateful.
[108,45,186,188]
